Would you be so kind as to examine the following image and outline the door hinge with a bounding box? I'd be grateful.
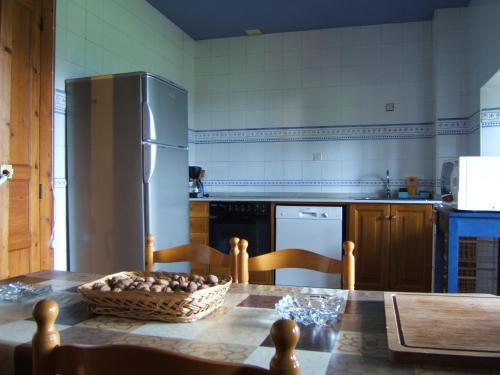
[39,17,44,32]
[39,184,43,199]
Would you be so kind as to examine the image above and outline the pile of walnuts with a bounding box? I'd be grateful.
[91,273,221,293]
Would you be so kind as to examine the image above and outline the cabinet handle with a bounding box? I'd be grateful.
[384,215,391,220]
[391,215,397,220]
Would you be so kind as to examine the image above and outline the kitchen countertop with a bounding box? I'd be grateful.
[191,192,440,204]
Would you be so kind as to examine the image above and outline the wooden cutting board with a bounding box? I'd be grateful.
[385,292,500,368]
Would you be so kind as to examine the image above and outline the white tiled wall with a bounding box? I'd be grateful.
[480,76,500,156]
[54,0,195,270]
[53,1,500,275]
[433,7,473,195]
[191,22,436,195]
[433,1,500,191]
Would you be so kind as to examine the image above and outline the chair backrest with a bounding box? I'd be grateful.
[32,300,301,375]
[145,234,242,282]
[238,240,355,290]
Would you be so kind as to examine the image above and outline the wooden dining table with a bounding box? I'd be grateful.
[0,270,497,375]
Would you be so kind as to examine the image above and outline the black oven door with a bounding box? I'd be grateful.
[209,212,271,256]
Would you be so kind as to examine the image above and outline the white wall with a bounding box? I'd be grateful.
[54,0,195,270]
[468,0,500,156]
[432,0,500,190]
[480,72,500,155]
[191,23,436,195]
[432,7,474,194]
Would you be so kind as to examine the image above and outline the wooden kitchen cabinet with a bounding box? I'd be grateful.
[348,204,390,291]
[348,204,433,292]
[189,202,210,275]
[389,204,433,292]
[189,201,231,278]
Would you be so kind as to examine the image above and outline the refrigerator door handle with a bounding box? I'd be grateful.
[143,143,157,184]
[142,101,157,141]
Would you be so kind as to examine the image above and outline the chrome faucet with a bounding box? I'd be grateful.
[385,170,391,198]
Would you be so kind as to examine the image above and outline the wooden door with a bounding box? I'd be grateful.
[0,0,54,278]
[348,204,390,290]
[389,204,433,292]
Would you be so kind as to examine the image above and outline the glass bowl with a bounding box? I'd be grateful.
[0,282,52,302]
[275,294,343,326]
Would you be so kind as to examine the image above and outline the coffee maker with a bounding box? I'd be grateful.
[189,166,206,198]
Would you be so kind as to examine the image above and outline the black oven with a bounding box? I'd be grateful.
[209,201,271,256]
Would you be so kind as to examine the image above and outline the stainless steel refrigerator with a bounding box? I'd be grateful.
[66,72,189,274]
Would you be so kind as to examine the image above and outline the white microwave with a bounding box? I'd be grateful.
[445,156,500,211]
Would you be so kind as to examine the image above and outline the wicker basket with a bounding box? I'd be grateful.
[78,271,232,323]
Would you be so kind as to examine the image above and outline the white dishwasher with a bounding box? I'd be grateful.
[275,205,343,288]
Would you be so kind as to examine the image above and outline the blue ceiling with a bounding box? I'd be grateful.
[146,0,470,40]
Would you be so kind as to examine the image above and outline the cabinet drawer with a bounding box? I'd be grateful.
[190,217,209,233]
[190,202,209,218]
[190,232,209,245]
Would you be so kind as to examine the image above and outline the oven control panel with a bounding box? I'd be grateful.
[209,201,270,216]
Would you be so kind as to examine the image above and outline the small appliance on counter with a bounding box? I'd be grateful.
[189,166,207,198]
[442,156,500,211]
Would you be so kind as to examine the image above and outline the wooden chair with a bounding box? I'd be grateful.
[145,234,242,282]
[32,299,301,375]
[238,240,355,290]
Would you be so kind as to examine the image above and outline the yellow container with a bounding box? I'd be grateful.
[407,176,419,195]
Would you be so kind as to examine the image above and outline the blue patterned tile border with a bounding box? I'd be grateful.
[481,107,500,128]
[189,122,434,144]
[55,89,66,115]
[204,178,436,188]
[436,111,480,135]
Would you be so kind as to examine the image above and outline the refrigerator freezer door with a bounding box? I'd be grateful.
[143,75,187,148]
[145,143,189,272]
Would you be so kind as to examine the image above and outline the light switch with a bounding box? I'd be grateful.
[313,152,322,161]
[385,103,395,111]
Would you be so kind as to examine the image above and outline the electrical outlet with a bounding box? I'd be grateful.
[313,152,322,161]
[385,103,395,112]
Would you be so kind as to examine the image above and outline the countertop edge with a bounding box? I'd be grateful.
[190,197,440,204]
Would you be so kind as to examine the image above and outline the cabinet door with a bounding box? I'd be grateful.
[348,204,390,290]
[389,204,433,292]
